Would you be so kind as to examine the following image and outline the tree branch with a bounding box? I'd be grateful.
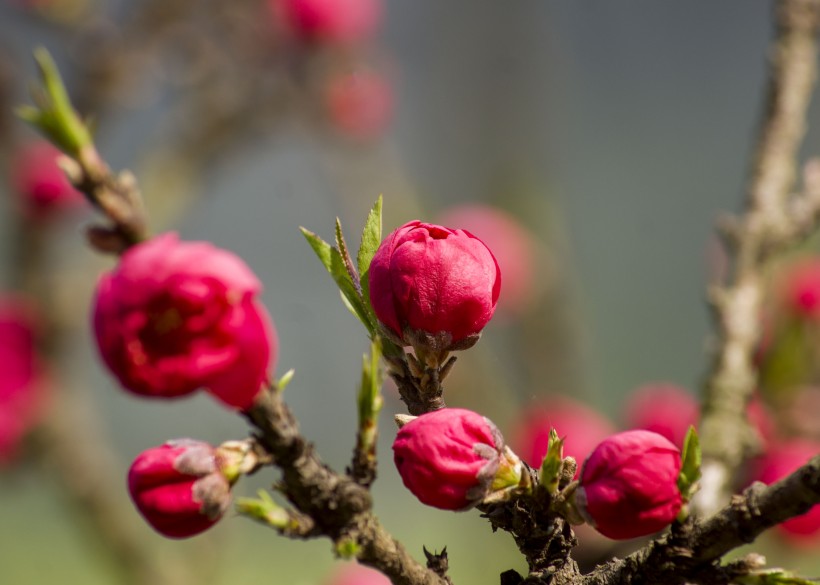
[244,387,450,585]
[578,455,820,585]
[697,0,820,515]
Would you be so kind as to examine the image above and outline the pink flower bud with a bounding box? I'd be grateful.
[369,221,501,349]
[577,430,682,540]
[271,0,382,46]
[438,205,539,318]
[93,233,277,409]
[324,68,393,141]
[393,408,522,510]
[0,297,48,465]
[324,563,390,585]
[624,383,699,448]
[128,440,233,539]
[753,440,820,542]
[780,258,820,320]
[510,397,616,475]
[10,141,85,220]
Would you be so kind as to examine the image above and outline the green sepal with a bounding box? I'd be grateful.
[737,569,820,585]
[677,426,702,501]
[17,48,93,157]
[539,428,564,495]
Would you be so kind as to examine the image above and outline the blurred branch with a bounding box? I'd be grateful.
[697,0,820,515]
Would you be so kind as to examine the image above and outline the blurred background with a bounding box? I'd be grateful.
[0,1,819,584]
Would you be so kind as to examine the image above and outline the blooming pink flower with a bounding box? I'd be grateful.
[577,430,682,540]
[510,397,615,474]
[324,563,390,585]
[624,383,699,448]
[754,439,820,542]
[438,205,538,318]
[128,440,232,539]
[271,0,382,45]
[369,221,501,347]
[0,297,47,464]
[393,408,522,510]
[93,233,277,409]
[324,68,393,141]
[780,258,820,319]
[10,141,85,220]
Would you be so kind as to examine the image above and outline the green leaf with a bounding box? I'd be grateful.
[539,428,565,495]
[18,48,92,156]
[335,218,360,291]
[276,369,295,392]
[358,196,383,325]
[358,339,384,424]
[331,248,375,335]
[300,227,334,275]
[677,425,702,501]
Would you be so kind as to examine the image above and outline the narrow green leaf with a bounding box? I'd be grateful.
[335,218,361,292]
[677,425,702,500]
[539,428,565,495]
[25,48,92,156]
[358,196,383,324]
[300,227,334,275]
[358,195,383,277]
[276,369,295,392]
[331,248,372,328]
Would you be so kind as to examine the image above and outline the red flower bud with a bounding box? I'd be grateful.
[324,563,390,585]
[271,0,382,46]
[93,233,277,409]
[393,408,522,510]
[753,440,820,542]
[577,430,682,540]
[369,221,501,349]
[128,440,232,539]
[510,397,615,474]
[0,297,48,465]
[624,383,699,448]
[10,141,85,220]
[438,205,539,318]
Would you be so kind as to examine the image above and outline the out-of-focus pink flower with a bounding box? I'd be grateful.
[393,408,522,510]
[10,141,85,220]
[369,221,501,349]
[577,430,682,540]
[271,0,382,45]
[437,205,538,318]
[324,563,390,585]
[624,383,699,448]
[510,396,615,474]
[754,439,820,542]
[93,233,277,409]
[0,297,47,464]
[128,440,232,539]
[780,258,820,320]
[324,68,393,141]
